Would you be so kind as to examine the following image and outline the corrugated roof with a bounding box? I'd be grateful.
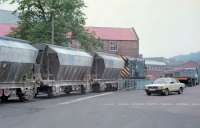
[0,36,34,50]
[96,52,124,69]
[0,36,38,63]
[47,44,93,66]
[145,60,166,66]
[180,61,199,68]
[86,27,138,41]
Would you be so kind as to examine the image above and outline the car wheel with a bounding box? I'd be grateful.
[178,87,183,94]
[146,91,151,96]
[163,89,169,96]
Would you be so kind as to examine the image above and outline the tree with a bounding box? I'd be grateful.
[1,0,102,51]
[74,27,103,52]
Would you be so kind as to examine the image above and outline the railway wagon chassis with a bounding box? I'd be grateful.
[35,80,90,97]
[0,82,35,102]
[91,80,119,92]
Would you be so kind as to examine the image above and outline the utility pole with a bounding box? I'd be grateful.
[51,11,54,45]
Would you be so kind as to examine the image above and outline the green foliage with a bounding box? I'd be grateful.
[76,29,103,52]
[1,0,102,51]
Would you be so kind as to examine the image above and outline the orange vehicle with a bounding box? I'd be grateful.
[175,68,199,87]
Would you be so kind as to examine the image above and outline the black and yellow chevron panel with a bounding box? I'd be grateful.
[120,55,129,79]
[120,68,129,78]
[121,55,128,61]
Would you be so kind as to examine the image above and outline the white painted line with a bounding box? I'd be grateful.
[175,103,190,106]
[191,103,200,106]
[104,103,115,106]
[102,102,200,107]
[118,103,129,106]
[131,103,145,106]
[160,103,173,106]
[146,103,158,106]
[58,92,113,105]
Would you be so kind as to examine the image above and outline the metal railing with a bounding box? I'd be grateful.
[118,79,153,90]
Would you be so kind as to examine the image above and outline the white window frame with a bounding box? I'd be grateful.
[110,41,118,52]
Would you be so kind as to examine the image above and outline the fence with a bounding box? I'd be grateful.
[118,79,153,90]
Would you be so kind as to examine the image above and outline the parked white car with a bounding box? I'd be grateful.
[145,78,185,96]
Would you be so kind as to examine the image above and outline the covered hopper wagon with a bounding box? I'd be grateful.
[34,44,93,97]
[34,45,125,96]
[0,37,38,101]
[91,52,124,92]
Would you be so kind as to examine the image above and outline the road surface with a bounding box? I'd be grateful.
[0,86,200,128]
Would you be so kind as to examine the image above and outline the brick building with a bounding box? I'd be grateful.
[145,59,168,80]
[165,61,200,74]
[86,27,139,58]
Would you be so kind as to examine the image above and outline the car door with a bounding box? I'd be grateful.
[169,78,177,91]
[175,79,182,90]
[167,78,174,91]
[171,78,179,91]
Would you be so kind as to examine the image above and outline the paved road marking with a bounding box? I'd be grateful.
[104,103,115,106]
[58,92,113,105]
[103,102,200,107]
[118,103,129,106]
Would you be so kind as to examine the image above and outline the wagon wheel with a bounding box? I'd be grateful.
[47,87,56,98]
[80,85,86,94]
[24,89,35,101]
[1,96,9,102]
[17,88,34,102]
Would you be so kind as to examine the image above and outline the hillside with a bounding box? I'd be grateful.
[170,51,200,63]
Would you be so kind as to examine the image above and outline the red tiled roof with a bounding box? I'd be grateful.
[86,27,138,41]
[178,61,199,68]
[0,24,139,41]
[173,61,200,72]
[0,23,16,36]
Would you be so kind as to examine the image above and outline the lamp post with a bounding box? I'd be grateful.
[51,10,55,44]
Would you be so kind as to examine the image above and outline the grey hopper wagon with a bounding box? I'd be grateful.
[0,36,38,101]
[91,52,124,92]
[34,44,93,97]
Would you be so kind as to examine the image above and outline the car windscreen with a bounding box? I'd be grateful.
[153,78,170,84]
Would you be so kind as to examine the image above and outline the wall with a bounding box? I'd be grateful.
[102,40,139,57]
[146,65,167,80]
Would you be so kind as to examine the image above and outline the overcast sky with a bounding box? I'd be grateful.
[0,0,200,58]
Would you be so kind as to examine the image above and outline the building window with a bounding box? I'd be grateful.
[110,41,118,52]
